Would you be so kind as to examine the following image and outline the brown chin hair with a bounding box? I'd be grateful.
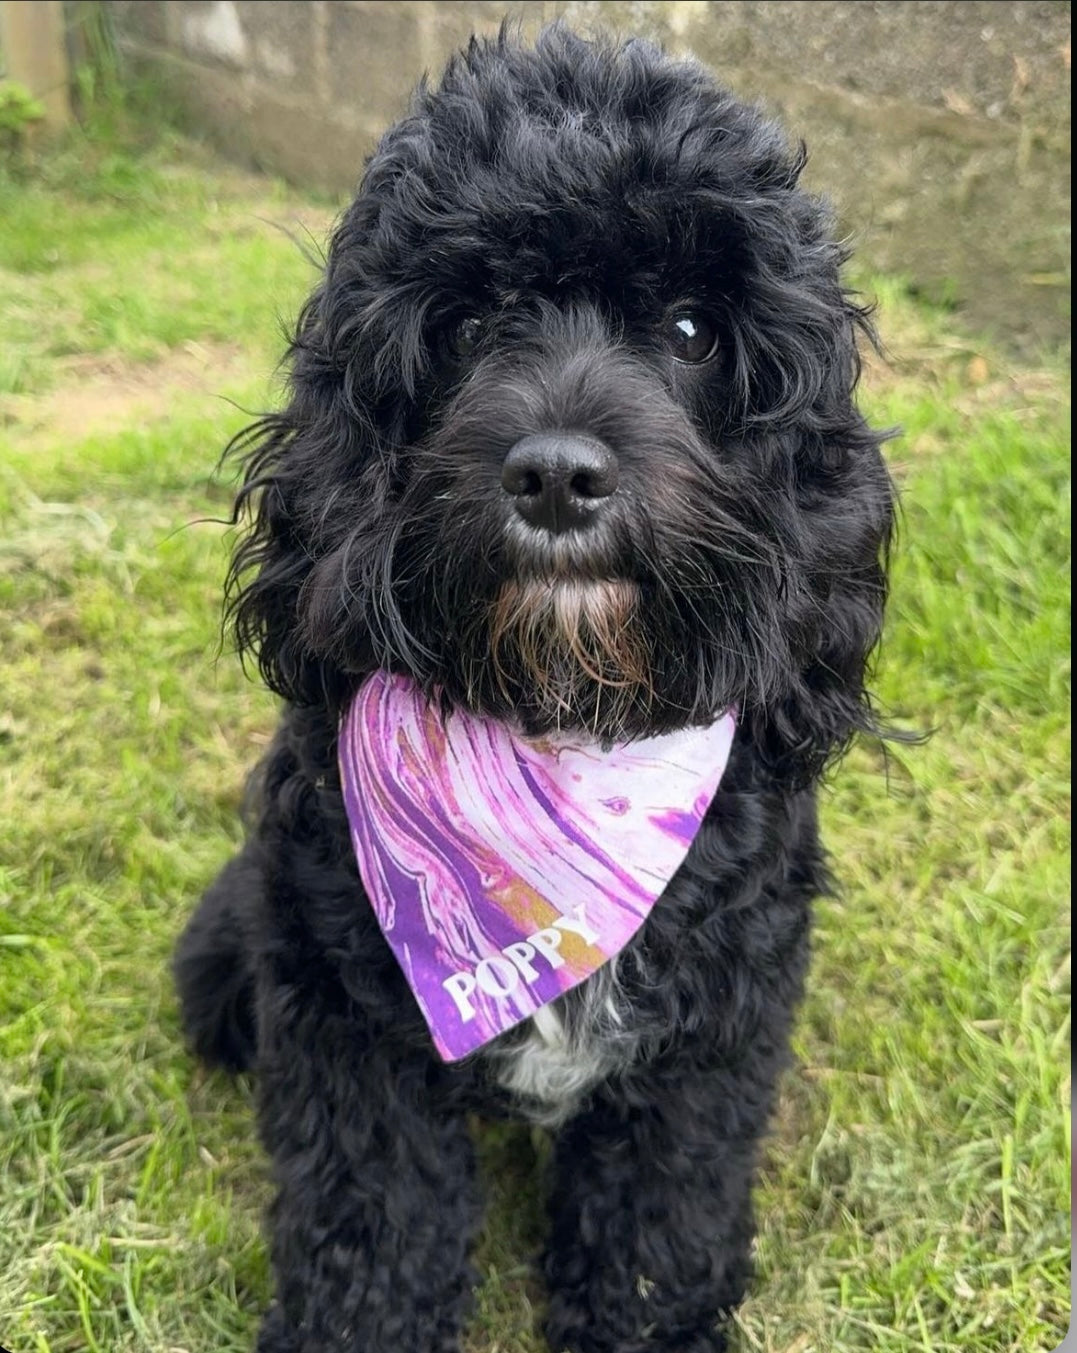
[487,578,654,735]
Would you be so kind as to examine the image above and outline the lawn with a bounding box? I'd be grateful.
[0,120,1070,1353]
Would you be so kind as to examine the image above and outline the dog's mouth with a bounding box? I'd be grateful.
[486,576,655,733]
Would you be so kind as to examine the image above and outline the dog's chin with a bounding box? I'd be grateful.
[481,575,660,741]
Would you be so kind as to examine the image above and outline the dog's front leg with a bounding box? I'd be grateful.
[544,1066,772,1353]
[253,1026,481,1353]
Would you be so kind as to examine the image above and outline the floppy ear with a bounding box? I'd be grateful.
[740,286,899,787]
[225,286,385,711]
[224,151,453,711]
[755,436,895,787]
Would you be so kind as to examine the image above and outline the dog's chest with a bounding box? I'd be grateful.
[485,960,640,1126]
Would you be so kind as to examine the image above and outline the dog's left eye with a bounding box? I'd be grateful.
[447,316,483,361]
[664,312,719,365]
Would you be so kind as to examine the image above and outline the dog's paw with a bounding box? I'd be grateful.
[548,1337,727,1353]
[255,1300,464,1353]
[546,1309,728,1353]
[254,1305,295,1353]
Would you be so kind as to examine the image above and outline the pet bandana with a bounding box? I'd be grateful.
[338,670,736,1061]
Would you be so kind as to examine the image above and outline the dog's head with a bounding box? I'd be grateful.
[229,25,894,783]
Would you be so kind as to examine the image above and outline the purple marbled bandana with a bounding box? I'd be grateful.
[338,670,736,1061]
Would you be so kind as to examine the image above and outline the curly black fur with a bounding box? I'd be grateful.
[174,24,895,1352]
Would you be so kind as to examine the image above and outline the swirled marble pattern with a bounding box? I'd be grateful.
[339,670,736,1060]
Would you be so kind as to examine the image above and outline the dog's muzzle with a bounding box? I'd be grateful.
[501,432,619,534]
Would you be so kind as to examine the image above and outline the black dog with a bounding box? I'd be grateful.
[175,25,895,1353]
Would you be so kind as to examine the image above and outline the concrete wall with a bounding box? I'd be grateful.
[106,0,1071,351]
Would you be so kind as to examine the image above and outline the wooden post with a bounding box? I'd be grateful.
[0,0,72,130]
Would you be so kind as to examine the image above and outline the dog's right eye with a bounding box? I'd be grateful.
[446,316,483,361]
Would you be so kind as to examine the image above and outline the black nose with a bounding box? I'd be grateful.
[500,433,619,533]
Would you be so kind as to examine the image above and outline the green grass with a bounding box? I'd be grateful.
[0,124,1070,1353]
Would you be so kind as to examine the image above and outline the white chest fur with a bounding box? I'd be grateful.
[488,961,638,1126]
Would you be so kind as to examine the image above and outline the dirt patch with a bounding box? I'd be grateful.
[2,340,265,445]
